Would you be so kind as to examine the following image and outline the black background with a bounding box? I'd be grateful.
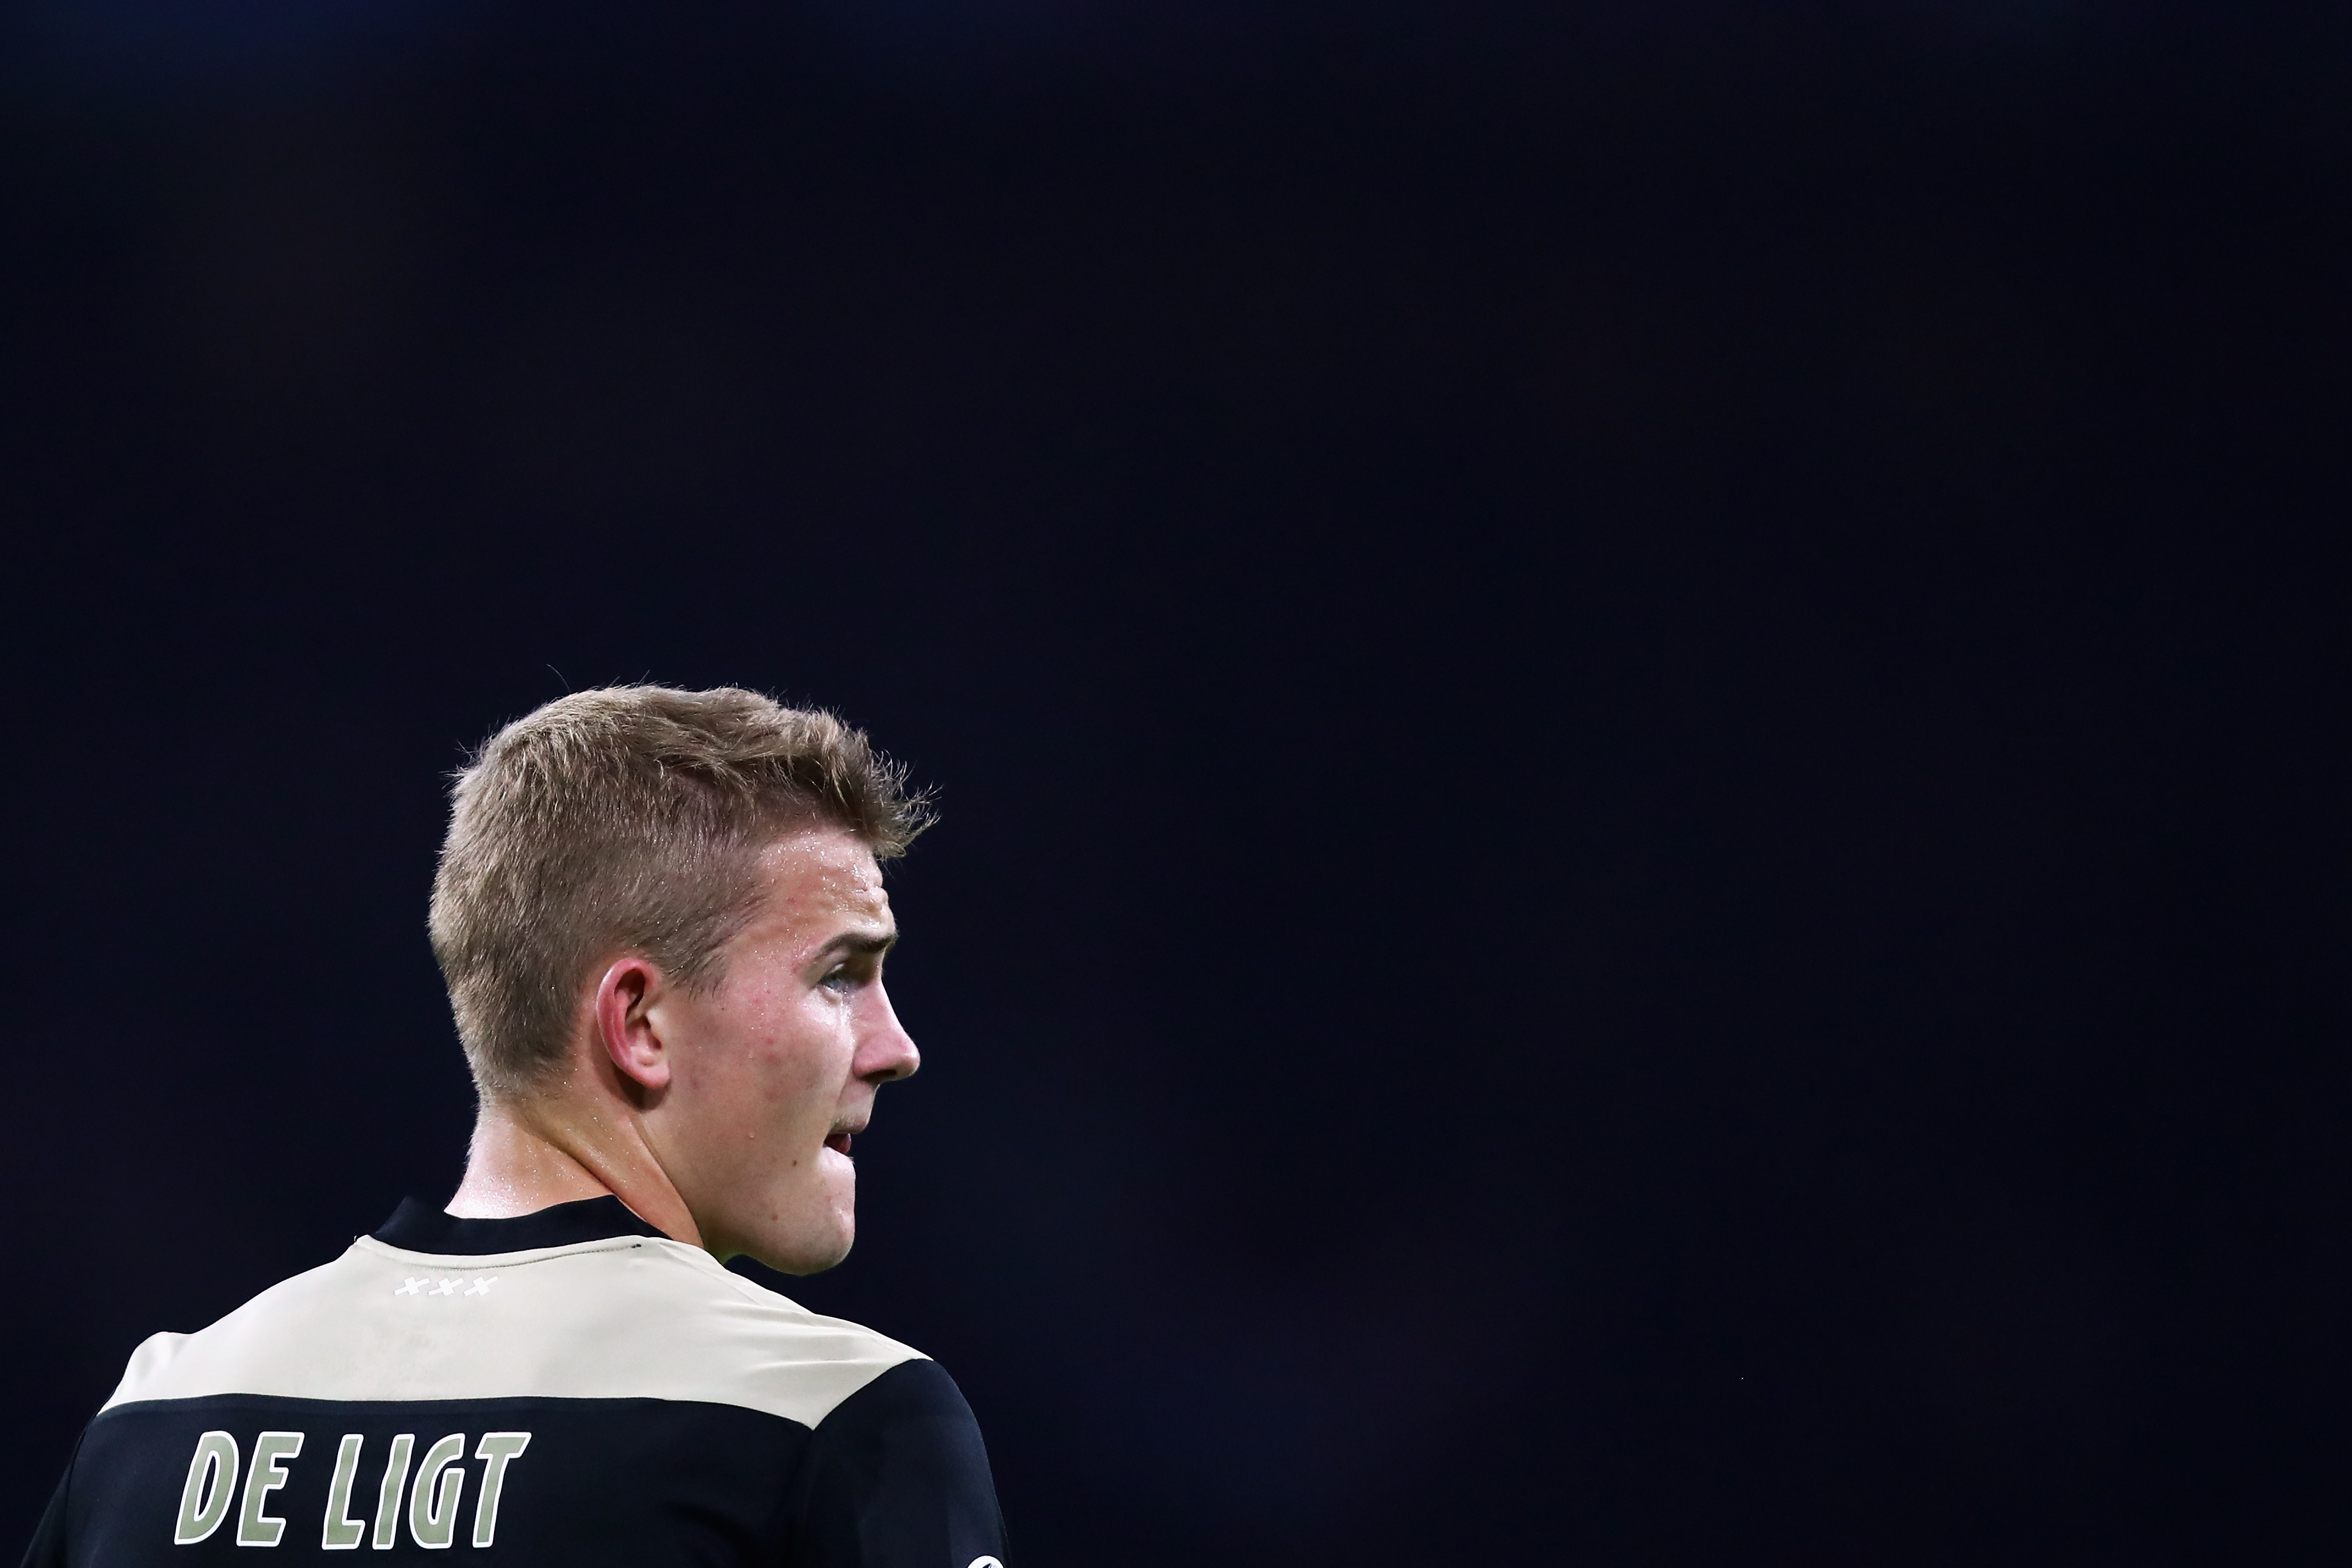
[3,0,2349,1562]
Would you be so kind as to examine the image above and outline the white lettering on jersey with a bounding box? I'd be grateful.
[235,1432,303,1546]
[321,1435,367,1550]
[173,1432,238,1544]
[470,1434,531,1547]
[171,1428,531,1548]
[407,1434,468,1548]
[371,1433,416,1550]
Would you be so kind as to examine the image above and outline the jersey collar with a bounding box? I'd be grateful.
[372,1194,671,1255]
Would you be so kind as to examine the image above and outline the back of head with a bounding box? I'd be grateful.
[428,686,931,1100]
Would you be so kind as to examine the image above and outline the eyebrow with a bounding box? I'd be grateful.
[817,930,897,960]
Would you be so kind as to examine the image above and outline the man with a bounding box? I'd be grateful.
[22,686,1008,1568]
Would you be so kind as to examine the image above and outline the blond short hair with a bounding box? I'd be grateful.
[427,686,931,1098]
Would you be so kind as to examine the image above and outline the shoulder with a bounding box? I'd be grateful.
[805,1357,995,1491]
[788,1359,1009,1568]
[815,1356,982,1439]
[106,1233,927,1430]
[101,1247,359,1411]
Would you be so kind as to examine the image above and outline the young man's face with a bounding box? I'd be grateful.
[642,826,919,1273]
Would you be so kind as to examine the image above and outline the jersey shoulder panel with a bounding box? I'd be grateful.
[104,1233,923,1429]
[790,1359,1010,1568]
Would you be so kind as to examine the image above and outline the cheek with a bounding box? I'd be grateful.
[735,993,854,1107]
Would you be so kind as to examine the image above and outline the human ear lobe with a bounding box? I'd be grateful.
[595,959,672,1092]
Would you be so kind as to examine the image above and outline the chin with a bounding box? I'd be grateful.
[758,1222,854,1277]
[746,1188,857,1276]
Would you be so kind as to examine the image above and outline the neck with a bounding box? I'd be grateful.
[447,1091,704,1249]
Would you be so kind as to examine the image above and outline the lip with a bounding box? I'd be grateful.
[824,1125,864,1156]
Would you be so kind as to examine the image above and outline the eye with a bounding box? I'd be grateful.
[820,967,852,994]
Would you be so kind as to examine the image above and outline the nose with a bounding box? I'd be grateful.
[856,983,920,1084]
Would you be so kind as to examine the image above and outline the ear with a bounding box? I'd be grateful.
[594,957,672,1094]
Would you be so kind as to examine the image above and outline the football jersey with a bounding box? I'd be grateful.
[19,1196,1008,1568]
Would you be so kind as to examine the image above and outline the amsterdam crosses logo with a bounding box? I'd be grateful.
[394,1277,498,1297]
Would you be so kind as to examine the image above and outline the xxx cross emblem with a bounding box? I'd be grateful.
[393,1277,499,1297]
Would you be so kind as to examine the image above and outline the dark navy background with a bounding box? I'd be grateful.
[3,1,2348,1562]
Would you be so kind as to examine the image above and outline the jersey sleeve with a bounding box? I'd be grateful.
[785,1358,1008,1568]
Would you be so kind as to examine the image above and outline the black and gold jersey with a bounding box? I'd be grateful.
[21,1197,1007,1568]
